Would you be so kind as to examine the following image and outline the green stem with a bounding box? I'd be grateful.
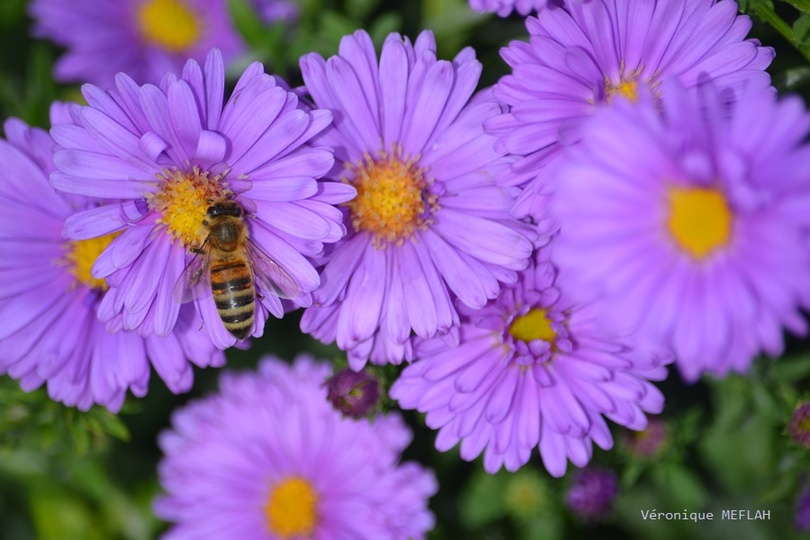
[753,3,810,64]
[781,0,810,13]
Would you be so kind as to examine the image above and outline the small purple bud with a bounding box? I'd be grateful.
[789,403,810,448]
[565,468,619,523]
[325,369,380,418]
[623,417,668,458]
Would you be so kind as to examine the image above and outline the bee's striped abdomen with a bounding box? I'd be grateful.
[210,260,255,340]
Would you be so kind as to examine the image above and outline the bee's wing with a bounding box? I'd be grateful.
[247,240,300,300]
[173,245,211,304]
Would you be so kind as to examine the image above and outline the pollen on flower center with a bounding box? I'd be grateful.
[607,79,639,102]
[509,308,556,344]
[604,65,646,103]
[147,166,229,249]
[265,476,319,538]
[345,146,437,248]
[667,185,732,259]
[65,232,122,291]
[136,0,201,52]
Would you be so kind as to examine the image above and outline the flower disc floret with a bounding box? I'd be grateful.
[509,308,556,344]
[147,166,229,248]
[346,147,436,247]
[265,477,319,538]
[65,232,121,290]
[666,185,733,259]
[136,0,200,52]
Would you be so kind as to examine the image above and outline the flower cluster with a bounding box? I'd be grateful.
[487,0,774,218]
[0,2,807,527]
[155,355,437,540]
[483,0,810,381]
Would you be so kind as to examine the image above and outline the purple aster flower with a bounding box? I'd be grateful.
[551,81,810,381]
[299,30,536,369]
[789,403,810,448]
[29,0,253,88]
[564,467,619,522]
[488,0,774,217]
[325,367,381,418]
[390,255,670,476]
[49,49,353,350]
[0,106,224,412]
[155,355,437,539]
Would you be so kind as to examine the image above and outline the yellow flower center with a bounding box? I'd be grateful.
[509,308,556,344]
[65,232,122,291]
[606,79,639,102]
[147,167,229,249]
[265,477,319,539]
[667,186,732,259]
[345,147,437,248]
[136,0,201,52]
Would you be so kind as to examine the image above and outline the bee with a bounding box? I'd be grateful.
[176,198,299,340]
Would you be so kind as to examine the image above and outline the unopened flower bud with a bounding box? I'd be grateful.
[326,369,380,418]
[565,468,619,523]
[623,417,669,458]
[789,403,810,448]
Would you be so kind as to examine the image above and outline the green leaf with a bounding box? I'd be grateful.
[345,0,381,20]
[320,11,360,44]
[651,462,708,510]
[422,0,487,56]
[794,12,810,41]
[28,484,105,540]
[0,0,26,28]
[458,469,509,528]
[783,0,810,14]
[772,353,810,382]
[518,512,563,540]
[228,0,267,49]
[368,13,403,48]
[699,376,782,492]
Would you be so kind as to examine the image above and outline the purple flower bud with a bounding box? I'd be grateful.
[789,403,810,448]
[326,369,381,418]
[565,468,619,522]
[623,417,669,458]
